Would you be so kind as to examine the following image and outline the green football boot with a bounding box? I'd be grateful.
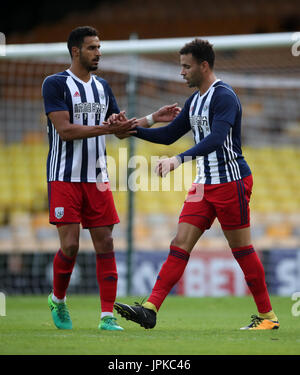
[98,316,124,331]
[48,293,72,330]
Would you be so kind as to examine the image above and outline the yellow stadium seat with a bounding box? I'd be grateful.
[267,222,292,238]
[112,191,127,214]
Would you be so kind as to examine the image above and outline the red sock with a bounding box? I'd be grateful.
[232,245,272,313]
[96,252,118,313]
[148,245,190,311]
[53,249,76,299]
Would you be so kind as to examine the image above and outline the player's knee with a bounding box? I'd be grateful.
[62,241,79,257]
[104,235,114,252]
[170,236,190,252]
[97,235,114,254]
[170,236,180,248]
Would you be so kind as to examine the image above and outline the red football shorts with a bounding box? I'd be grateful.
[48,181,120,228]
[179,174,253,231]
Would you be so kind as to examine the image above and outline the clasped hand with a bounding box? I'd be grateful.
[104,103,182,177]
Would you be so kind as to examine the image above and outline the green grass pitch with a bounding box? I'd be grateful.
[0,295,299,355]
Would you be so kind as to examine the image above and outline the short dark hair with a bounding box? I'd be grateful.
[67,26,99,58]
[179,39,215,68]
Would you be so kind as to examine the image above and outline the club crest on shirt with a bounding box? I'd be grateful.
[55,207,64,219]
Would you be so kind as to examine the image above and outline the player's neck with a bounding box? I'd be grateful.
[69,63,91,83]
[198,73,217,96]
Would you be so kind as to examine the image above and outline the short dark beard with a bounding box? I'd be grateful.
[79,51,98,72]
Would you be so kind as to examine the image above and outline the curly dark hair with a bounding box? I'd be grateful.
[179,39,215,68]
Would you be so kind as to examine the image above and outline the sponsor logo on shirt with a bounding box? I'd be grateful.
[74,102,106,121]
[190,115,209,133]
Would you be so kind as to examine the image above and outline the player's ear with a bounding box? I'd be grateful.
[71,46,80,59]
[200,60,210,72]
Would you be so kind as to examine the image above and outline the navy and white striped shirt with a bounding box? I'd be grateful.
[42,69,119,183]
[135,79,251,184]
[186,79,251,184]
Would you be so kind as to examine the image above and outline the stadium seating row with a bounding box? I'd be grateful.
[0,141,300,216]
[0,140,299,253]
[13,0,298,44]
[0,209,299,253]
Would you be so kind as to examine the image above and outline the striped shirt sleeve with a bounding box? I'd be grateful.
[42,76,69,115]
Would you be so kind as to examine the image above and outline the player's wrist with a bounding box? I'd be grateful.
[101,124,115,135]
[145,113,155,127]
[174,155,183,166]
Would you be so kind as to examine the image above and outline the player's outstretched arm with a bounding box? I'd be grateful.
[106,104,181,140]
[139,103,181,128]
[109,104,189,144]
[49,110,137,141]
